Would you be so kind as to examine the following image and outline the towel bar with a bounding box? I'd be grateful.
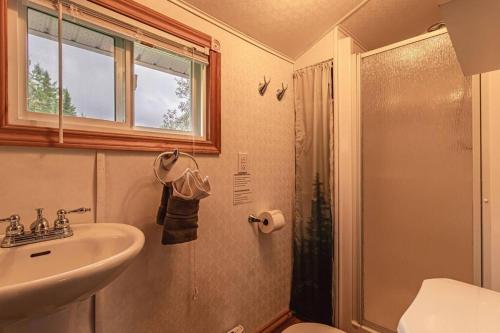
[153,149,200,185]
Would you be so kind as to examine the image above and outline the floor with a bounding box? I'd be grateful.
[271,316,302,333]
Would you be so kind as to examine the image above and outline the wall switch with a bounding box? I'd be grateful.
[238,152,249,174]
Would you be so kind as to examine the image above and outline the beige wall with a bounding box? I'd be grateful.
[294,31,334,70]
[294,27,365,72]
[0,1,295,332]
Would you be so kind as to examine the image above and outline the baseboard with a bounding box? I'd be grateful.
[257,309,293,333]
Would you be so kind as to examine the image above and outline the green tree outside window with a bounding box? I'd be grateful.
[162,77,191,131]
[28,63,77,116]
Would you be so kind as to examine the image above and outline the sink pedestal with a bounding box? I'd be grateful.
[1,300,93,333]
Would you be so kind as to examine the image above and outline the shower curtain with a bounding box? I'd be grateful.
[291,60,334,325]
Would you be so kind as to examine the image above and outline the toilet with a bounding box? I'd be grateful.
[283,323,345,333]
[398,278,500,332]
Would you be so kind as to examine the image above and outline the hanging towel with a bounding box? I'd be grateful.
[156,184,170,226]
[172,169,211,200]
[156,169,211,245]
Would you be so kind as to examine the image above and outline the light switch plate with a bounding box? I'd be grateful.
[238,152,248,174]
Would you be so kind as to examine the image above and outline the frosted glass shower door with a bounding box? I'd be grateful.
[360,32,476,332]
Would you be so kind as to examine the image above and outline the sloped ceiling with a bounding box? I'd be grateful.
[341,0,442,51]
[179,0,443,58]
[179,0,364,59]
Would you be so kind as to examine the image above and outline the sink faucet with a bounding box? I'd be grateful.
[1,207,91,248]
[30,208,50,234]
[54,207,91,235]
[0,214,24,236]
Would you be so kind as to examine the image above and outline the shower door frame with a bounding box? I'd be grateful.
[345,29,483,333]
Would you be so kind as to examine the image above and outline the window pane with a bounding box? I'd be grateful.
[134,43,204,134]
[27,8,117,121]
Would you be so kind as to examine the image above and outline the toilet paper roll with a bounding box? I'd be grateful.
[258,210,285,234]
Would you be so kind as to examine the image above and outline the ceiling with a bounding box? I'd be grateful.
[180,0,443,59]
[180,0,364,59]
[341,0,442,51]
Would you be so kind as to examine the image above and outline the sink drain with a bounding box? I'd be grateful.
[30,250,51,258]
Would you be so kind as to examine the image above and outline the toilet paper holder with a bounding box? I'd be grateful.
[248,211,285,234]
[248,215,269,226]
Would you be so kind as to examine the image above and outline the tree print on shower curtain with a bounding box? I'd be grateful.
[291,61,334,325]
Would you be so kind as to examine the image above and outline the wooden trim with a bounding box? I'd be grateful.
[88,0,212,48]
[207,50,222,153]
[0,126,221,153]
[0,0,7,128]
[258,310,293,333]
[0,0,221,154]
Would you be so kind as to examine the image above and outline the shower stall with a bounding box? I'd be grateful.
[335,29,482,333]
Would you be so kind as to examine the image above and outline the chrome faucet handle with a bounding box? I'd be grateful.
[60,207,92,215]
[0,214,24,236]
[54,207,91,231]
[31,208,50,234]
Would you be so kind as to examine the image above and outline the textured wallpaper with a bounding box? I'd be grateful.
[0,1,294,332]
[94,2,295,330]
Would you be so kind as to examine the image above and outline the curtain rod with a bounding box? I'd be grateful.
[294,58,333,73]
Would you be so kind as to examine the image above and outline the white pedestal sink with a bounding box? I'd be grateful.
[0,223,145,327]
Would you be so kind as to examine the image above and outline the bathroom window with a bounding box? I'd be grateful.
[134,42,205,136]
[27,8,120,122]
[2,0,221,153]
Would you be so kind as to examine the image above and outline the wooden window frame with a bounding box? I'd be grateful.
[0,0,221,154]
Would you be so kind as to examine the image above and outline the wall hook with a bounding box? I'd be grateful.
[276,83,288,101]
[258,76,271,96]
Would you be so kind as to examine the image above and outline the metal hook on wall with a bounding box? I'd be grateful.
[276,82,288,101]
[258,76,271,96]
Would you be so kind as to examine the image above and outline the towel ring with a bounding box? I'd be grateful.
[153,151,199,186]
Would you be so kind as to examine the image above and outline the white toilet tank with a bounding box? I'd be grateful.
[398,278,500,333]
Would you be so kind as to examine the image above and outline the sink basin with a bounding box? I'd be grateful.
[0,223,144,326]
